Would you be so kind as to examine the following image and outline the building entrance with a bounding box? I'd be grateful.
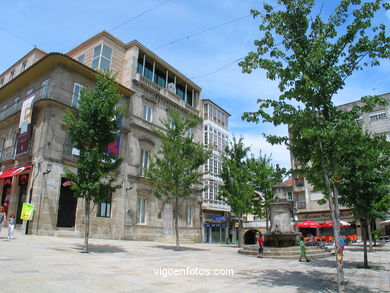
[56,178,77,228]
[244,229,258,244]
[16,174,29,224]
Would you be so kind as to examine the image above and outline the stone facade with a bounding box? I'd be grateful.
[0,31,204,242]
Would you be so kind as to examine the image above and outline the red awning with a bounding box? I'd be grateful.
[320,221,351,228]
[296,220,321,228]
[0,165,32,179]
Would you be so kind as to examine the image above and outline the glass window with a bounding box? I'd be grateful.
[77,54,85,64]
[40,79,49,97]
[72,82,85,108]
[176,84,185,100]
[0,78,4,86]
[287,192,293,200]
[97,194,112,217]
[370,111,387,121]
[142,105,152,122]
[137,198,147,224]
[21,60,27,72]
[92,44,112,71]
[9,71,14,80]
[141,150,149,176]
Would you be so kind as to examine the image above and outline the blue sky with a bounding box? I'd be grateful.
[1,0,389,169]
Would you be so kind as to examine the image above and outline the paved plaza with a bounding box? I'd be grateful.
[0,233,389,293]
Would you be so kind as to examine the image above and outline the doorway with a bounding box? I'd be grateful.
[56,178,77,228]
[244,229,258,244]
[16,174,29,224]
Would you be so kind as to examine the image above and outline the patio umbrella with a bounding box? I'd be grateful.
[296,220,321,228]
[320,221,350,228]
[379,219,390,225]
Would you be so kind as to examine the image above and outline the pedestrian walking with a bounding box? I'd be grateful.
[7,213,15,239]
[299,236,310,262]
[340,235,345,252]
[0,206,5,236]
[257,233,264,258]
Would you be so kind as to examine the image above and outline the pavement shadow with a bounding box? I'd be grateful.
[72,244,128,253]
[152,245,208,251]
[237,269,375,293]
[313,258,386,271]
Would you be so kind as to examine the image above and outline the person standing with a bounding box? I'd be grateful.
[257,233,264,258]
[340,235,345,252]
[7,213,15,239]
[299,236,311,262]
[0,206,5,236]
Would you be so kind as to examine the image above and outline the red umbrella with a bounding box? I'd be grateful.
[62,180,76,187]
[320,221,350,228]
[296,220,321,228]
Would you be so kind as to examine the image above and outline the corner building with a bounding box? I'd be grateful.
[0,31,203,242]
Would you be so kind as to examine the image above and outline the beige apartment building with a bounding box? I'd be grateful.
[292,93,390,237]
[0,31,204,242]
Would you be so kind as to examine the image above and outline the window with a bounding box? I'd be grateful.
[91,44,112,71]
[97,194,112,217]
[12,132,18,157]
[77,54,85,64]
[9,71,14,80]
[40,79,49,97]
[72,82,85,108]
[13,97,20,104]
[140,150,149,176]
[370,110,387,121]
[137,56,143,74]
[136,198,147,224]
[0,78,4,86]
[287,192,293,200]
[186,205,193,226]
[21,60,27,72]
[142,105,152,122]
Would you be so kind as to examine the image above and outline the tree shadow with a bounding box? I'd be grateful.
[152,245,208,251]
[72,244,128,253]
[313,258,386,271]
[237,269,375,293]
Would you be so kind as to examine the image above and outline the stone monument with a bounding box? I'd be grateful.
[264,165,300,247]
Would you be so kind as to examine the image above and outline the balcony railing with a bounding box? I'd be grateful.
[0,142,32,163]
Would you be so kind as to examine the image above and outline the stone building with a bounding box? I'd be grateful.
[0,31,203,242]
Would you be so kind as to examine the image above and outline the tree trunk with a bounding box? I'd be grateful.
[317,136,344,293]
[265,208,269,233]
[367,218,373,252]
[83,198,90,253]
[237,213,242,247]
[361,219,369,268]
[174,197,180,251]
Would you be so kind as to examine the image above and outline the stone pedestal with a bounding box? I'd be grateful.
[264,182,300,247]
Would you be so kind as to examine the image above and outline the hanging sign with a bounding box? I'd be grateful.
[16,95,35,154]
[21,203,34,220]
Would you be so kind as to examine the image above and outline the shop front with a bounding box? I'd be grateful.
[203,213,233,243]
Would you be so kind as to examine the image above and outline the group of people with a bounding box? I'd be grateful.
[255,233,312,262]
[0,206,15,239]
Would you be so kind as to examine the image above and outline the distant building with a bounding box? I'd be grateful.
[0,31,203,242]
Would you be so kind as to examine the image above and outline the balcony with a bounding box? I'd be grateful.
[202,199,231,212]
[0,142,32,163]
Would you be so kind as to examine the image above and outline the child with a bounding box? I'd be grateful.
[257,233,264,258]
[8,213,15,239]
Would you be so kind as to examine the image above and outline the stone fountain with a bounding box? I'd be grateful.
[264,168,300,247]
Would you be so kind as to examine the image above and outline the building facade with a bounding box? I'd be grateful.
[0,31,204,242]
[201,99,232,243]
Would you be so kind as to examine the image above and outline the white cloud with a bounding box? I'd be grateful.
[234,132,291,170]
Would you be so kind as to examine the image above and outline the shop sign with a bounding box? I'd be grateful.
[17,95,35,155]
[21,203,34,220]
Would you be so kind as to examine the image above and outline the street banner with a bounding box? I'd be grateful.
[16,95,35,154]
[21,203,34,220]
[107,115,122,156]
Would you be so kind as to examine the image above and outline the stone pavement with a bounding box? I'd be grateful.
[0,233,389,293]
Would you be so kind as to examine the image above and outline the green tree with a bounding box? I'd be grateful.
[146,110,211,251]
[335,125,390,267]
[247,153,281,232]
[240,0,390,291]
[64,71,123,253]
[219,136,254,247]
